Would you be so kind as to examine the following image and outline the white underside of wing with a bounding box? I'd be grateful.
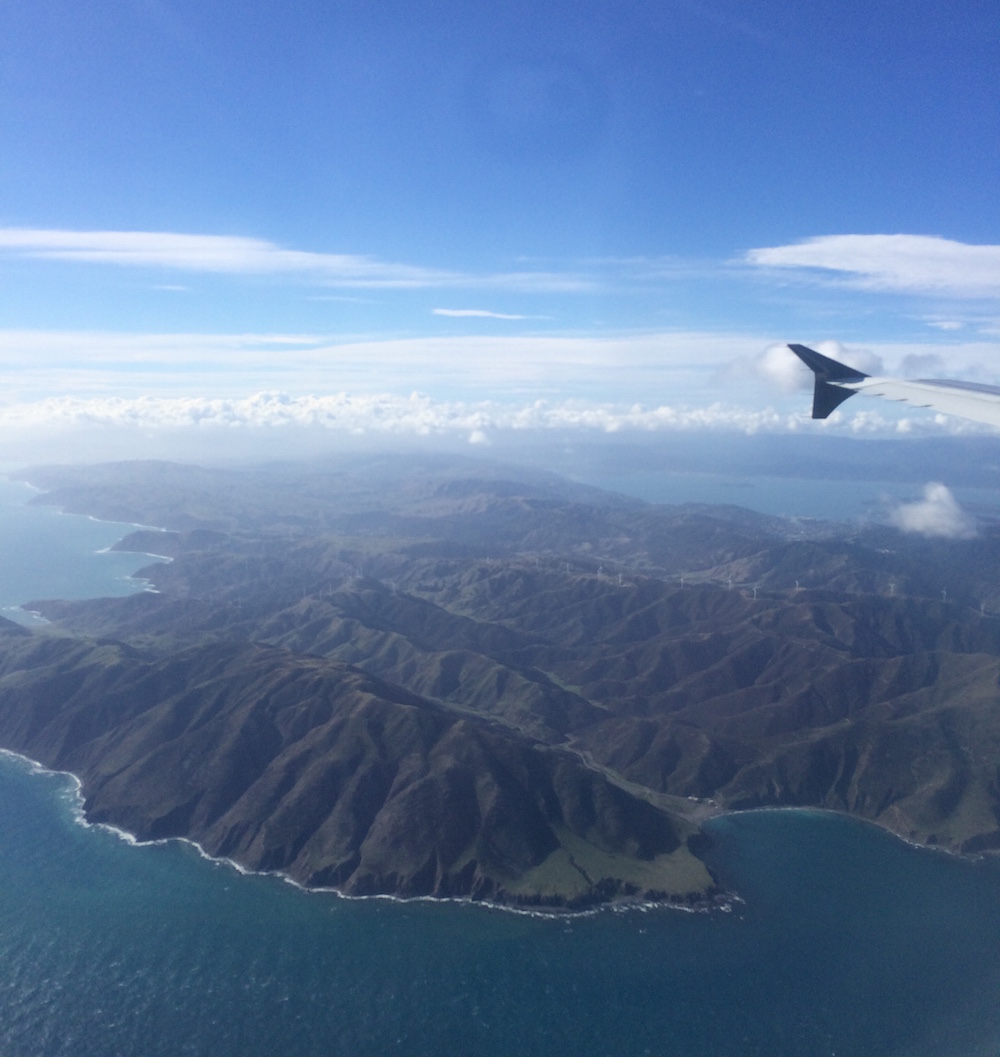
[839,377,1000,429]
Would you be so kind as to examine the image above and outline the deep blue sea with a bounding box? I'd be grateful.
[2,476,1000,1056]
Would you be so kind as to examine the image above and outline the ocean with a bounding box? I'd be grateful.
[0,477,166,625]
[2,477,1000,1056]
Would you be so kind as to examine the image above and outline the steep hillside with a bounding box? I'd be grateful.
[0,622,711,908]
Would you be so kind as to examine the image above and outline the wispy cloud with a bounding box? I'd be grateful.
[925,320,964,331]
[0,228,590,292]
[746,235,1000,297]
[888,482,977,538]
[433,308,528,319]
[0,228,434,283]
[0,328,768,401]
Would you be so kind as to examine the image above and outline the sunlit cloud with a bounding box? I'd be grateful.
[888,483,977,539]
[0,391,804,436]
[0,228,589,292]
[752,343,812,392]
[746,235,1000,297]
[725,341,884,392]
[0,392,989,444]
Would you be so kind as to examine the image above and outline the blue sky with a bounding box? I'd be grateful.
[1,0,999,458]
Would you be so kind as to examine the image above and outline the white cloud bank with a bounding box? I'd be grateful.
[2,328,998,449]
[0,228,588,292]
[0,392,800,436]
[746,235,1000,298]
[0,392,990,449]
[888,483,977,538]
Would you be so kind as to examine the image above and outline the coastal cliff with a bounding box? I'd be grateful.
[0,621,712,907]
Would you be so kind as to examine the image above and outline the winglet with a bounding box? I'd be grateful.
[788,344,869,419]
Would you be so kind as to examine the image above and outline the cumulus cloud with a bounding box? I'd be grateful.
[826,343,884,376]
[744,341,883,392]
[888,483,977,538]
[0,391,802,435]
[746,234,1000,298]
[0,228,589,292]
[0,390,990,445]
[0,390,996,465]
[754,344,812,392]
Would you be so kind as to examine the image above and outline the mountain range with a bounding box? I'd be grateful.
[2,455,998,909]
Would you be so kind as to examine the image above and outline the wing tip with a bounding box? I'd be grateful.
[787,344,869,384]
[787,344,867,420]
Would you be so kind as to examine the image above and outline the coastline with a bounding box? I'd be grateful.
[704,803,1000,868]
[10,469,176,538]
[7,739,992,925]
[7,740,993,929]
[0,475,171,618]
[0,746,735,918]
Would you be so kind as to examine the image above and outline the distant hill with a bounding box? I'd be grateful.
[3,456,1000,909]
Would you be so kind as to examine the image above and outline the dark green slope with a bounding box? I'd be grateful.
[0,625,712,908]
[26,550,1000,858]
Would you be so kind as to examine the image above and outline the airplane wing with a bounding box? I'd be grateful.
[788,344,1000,429]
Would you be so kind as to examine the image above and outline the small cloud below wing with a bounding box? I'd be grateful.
[888,483,977,539]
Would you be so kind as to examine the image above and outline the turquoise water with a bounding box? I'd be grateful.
[0,477,165,624]
[2,477,1000,1055]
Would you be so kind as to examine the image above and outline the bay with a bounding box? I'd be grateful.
[0,476,165,624]
[2,754,1000,1057]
